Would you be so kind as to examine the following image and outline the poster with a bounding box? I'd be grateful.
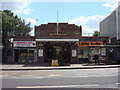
[101,48,106,56]
[72,50,76,57]
[38,49,43,56]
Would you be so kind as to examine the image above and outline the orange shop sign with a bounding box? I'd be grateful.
[78,42,103,47]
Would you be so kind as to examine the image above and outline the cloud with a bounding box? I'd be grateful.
[1,0,33,15]
[29,29,34,36]
[25,18,36,36]
[68,14,109,36]
[22,8,33,15]
[103,0,119,11]
[25,18,37,25]
[16,8,34,15]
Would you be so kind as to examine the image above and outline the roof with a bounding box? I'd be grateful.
[88,45,120,48]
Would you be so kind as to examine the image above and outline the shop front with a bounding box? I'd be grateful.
[13,41,37,64]
[77,41,104,63]
[88,45,120,64]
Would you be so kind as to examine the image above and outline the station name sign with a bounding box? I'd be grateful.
[78,42,103,47]
[13,41,36,47]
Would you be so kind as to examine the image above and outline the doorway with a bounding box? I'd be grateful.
[14,49,19,63]
[45,45,71,63]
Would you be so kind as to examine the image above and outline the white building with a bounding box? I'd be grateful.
[100,5,120,42]
[100,3,120,63]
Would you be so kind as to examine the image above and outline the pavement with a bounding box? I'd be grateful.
[0,63,120,70]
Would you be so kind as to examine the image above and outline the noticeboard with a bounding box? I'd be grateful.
[101,48,106,56]
[72,50,76,57]
[38,49,43,57]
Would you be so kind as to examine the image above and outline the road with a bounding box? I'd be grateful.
[1,68,120,88]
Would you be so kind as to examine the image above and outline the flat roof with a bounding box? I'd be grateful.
[36,39,79,42]
[88,45,120,47]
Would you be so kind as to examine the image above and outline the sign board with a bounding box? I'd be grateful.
[72,50,76,57]
[101,48,106,56]
[13,41,36,47]
[78,42,103,47]
[38,49,43,56]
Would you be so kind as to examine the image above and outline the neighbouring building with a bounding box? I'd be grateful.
[100,6,120,44]
[78,37,108,63]
[100,5,120,63]
[4,36,36,64]
[4,23,109,65]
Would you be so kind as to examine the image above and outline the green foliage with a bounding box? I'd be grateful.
[92,31,100,37]
[1,10,32,45]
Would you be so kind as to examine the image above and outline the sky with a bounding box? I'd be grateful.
[1,0,120,36]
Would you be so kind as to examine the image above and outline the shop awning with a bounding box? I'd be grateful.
[36,39,79,42]
[88,45,120,48]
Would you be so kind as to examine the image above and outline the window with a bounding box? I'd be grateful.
[79,49,83,55]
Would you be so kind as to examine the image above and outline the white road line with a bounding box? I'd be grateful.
[22,75,33,77]
[48,74,62,77]
[16,84,99,88]
[71,74,115,78]
[33,77,44,78]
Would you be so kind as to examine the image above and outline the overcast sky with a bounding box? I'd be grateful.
[1,0,120,36]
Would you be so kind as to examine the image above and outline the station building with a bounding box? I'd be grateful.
[4,23,109,65]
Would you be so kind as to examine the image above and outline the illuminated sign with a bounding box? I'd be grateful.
[78,42,103,47]
[13,41,36,47]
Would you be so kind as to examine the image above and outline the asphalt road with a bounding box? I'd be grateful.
[2,68,120,88]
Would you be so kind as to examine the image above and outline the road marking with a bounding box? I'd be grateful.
[22,75,33,77]
[48,74,62,77]
[71,74,115,78]
[16,84,99,88]
[116,83,120,85]
[75,74,88,76]
[33,77,44,78]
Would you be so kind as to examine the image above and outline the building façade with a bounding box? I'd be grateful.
[100,5,120,63]
[3,23,109,65]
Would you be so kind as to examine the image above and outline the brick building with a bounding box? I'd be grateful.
[4,23,109,65]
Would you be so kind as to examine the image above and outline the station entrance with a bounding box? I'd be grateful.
[44,44,71,64]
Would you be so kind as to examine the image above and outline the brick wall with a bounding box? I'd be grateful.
[35,23,82,38]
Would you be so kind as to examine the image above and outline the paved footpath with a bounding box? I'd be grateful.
[0,64,120,70]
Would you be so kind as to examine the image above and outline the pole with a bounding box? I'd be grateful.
[116,6,119,40]
[57,10,59,35]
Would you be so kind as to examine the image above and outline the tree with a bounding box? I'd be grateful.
[1,10,32,45]
[92,31,100,37]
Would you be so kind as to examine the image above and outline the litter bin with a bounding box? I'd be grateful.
[51,60,59,66]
